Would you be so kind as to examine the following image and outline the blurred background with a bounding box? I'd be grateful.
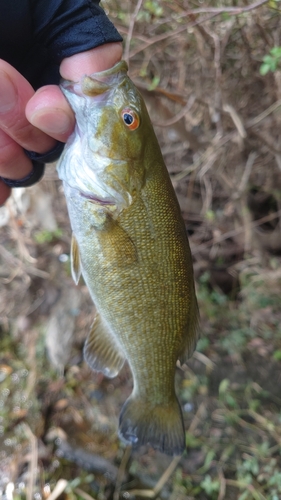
[1,1,281,499]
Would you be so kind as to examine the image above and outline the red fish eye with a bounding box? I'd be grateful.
[121,108,140,130]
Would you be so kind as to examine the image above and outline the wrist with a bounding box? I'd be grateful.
[59,42,123,81]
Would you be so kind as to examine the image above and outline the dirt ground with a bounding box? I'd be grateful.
[1,1,281,499]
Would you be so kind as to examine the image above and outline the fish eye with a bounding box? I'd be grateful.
[121,108,140,130]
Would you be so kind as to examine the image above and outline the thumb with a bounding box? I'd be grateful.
[25,85,75,143]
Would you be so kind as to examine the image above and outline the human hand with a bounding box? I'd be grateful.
[0,42,122,205]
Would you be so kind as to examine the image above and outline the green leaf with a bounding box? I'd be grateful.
[219,378,230,395]
[263,55,275,64]
[148,75,160,90]
[200,475,220,495]
[260,63,271,75]
[273,349,281,360]
[270,46,281,57]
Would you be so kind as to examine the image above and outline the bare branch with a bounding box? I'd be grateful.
[124,0,144,64]
[192,209,281,254]
[183,0,268,16]
[153,95,196,127]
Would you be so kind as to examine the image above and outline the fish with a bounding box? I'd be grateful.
[56,60,199,456]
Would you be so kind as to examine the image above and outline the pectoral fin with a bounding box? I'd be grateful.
[97,213,138,267]
[84,313,125,378]
[71,234,82,285]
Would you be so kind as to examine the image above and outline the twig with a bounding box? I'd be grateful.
[23,424,38,500]
[199,152,218,179]
[128,0,267,58]
[47,480,68,500]
[212,407,268,438]
[153,96,196,127]
[192,351,215,371]
[223,104,247,139]
[113,445,132,500]
[151,455,183,497]
[248,410,281,445]
[0,243,49,279]
[192,209,281,254]
[7,200,36,264]
[251,129,281,154]
[184,1,268,16]
[124,0,144,64]
[235,152,257,198]
[218,468,226,500]
[246,99,281,128]
[129,24,194,59]
[125,489,155,498]
[274,153,281,172]
[187,402,207,435]
[74,488,97,500]
[241,199,253,254]
[200,174,213,215]
[203,27,223,135]
[127,454,183,499]
[138,87,281,136]
[128,11,222,59]
[172,132,233,181]
[225,479,267,500]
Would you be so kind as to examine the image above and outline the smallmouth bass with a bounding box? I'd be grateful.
[57,61,199,456]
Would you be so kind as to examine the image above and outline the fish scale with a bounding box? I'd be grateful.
[57,60,199,455]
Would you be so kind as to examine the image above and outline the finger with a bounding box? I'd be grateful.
[26,85,75,143]
[0,59,55,153]
[0,128,33,179]
[0,181,11,205]
[60,42,123,80]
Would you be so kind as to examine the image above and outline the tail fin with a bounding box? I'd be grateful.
[118,395,185,456]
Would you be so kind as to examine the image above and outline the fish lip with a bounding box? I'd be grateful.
[79,191,115,205]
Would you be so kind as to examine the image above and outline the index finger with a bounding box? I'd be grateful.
[0,60,56,154]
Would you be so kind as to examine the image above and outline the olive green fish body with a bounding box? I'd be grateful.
[57,61,199,455]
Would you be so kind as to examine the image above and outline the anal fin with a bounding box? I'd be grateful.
[84,313,125,378]
[71,234,82,285]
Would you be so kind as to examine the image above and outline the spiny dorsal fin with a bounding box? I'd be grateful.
[71,234,82,285]
[84,313,126,378]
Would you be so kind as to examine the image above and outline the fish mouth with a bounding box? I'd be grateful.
[64,182,125,210]
[79,191,115,206]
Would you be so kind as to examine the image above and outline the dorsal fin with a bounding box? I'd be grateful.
[84,313,126,378]
[71,234,82,285]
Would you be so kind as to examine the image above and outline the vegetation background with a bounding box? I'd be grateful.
[1,1,281,499]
